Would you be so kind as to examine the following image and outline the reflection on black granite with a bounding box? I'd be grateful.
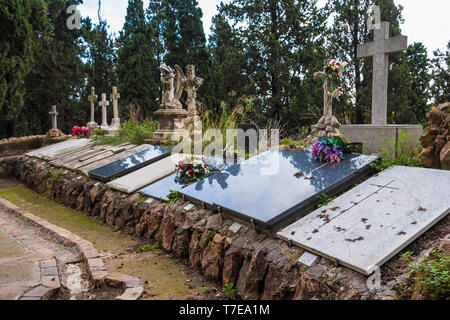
[180,150,378,227]
[89,146,171,181]
[139,155,243,201]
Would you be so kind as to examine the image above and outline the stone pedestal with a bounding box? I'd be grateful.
[306,115,341,146]
[148,109,188,144]
[105,119,121,137]
[340,124,423,155]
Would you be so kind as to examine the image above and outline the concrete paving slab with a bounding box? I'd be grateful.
[278,166,450,275]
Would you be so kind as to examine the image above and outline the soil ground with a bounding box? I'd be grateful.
[0,177,221,300]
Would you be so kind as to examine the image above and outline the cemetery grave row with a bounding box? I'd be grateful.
[23,138,449,276]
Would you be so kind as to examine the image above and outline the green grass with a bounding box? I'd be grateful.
[93,120,158,146]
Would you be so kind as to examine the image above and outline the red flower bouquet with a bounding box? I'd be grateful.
[175,156,210,183]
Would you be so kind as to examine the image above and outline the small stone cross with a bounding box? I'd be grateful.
[357,22,408,125]
[99,93,110,128]
[110,87,121,127]
[49,105,58,130]
[87,87,98,128]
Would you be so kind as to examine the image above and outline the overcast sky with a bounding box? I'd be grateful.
[79,0,449,55]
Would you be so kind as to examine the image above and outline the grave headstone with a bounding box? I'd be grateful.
[107,86,121,136]
[49,105,58,130]
[340,21,422,153]
[357,22,407,125]
[99,93,110,129]
[87,87,98,130]
[47,105,64,138]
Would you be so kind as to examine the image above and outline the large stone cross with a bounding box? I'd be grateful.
[99,93,110,128]
[49,105,58,130]
[87,87,98,128]
[110,86,121,128]
[357,22,407,125]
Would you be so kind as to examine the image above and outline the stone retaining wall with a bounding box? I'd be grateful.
[1,155,400,300]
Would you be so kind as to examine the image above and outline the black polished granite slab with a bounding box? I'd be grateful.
[179,150,378,230]
[138,155,243,201]
[89,146,171,182]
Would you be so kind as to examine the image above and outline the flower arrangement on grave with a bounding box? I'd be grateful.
[175,156,210,183]
[323,60,347,80]
[312,136,345,163]
[72,126,90,138]
[321,59,348,93]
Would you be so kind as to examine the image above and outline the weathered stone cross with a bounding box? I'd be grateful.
[87,87,98,128]
[357,21,407,125]
[49,105,58,130]
[99,93,110,128]
[110,86,121,128]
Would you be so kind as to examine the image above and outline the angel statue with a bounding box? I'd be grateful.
[185,65,204,116]
[159,64,186,109]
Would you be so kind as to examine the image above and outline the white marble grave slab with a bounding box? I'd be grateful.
[62,144,137,171]
[25,139,88,158]
[277,166,450,275]
[107,154,196,194]
[76,144,152,174]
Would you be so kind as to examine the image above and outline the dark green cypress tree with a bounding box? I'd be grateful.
[84,17,117,113]
[430,41,450,105]
[220,0,328,136]
[405,43,431,125]
[161,0,210,77]
[0,0,50,138]
[117,0,159,118]
[205,13,253,114]
[23,0,86,135]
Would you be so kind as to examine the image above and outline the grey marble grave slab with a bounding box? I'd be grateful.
[89,145,172,182]
[76,144,152,174]
[180,150,378,230]
[277,166,450,275]
[139,155,244,201]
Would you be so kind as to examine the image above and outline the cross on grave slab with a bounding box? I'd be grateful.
[357,22,408,125]
[99,93,110,128]
[49,105,58,130]
[110,86,121,128]
[87,87,98,128]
